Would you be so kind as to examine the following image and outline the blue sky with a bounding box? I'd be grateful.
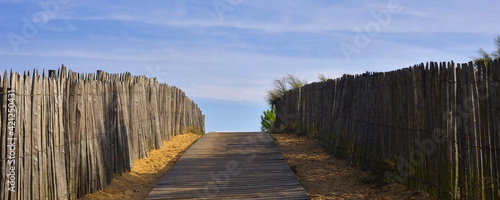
[1,0,499,132]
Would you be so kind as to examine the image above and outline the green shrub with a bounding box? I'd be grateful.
[260,108,276,132]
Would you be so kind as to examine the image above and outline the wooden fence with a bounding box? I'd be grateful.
[275,59,500,199]
[0,66,205,200]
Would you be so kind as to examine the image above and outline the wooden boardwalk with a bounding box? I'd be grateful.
[146,132,310,199]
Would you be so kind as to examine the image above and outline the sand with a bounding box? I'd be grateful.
[273,133,436,200]
[79,132,435,199]
[79,133,201,200]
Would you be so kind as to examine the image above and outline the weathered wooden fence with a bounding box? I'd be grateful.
[275,59,500,199]
[0,66,205,200]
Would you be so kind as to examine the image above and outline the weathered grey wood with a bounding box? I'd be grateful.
[449,62,459,199]
[39,71,48,199]
[75,77,86,197]
[14,73,23,200]
[32,71,42,200]
[119,81,132,171]
[0,67,204,200]
[273,59,500,199]
[496,59,500,199]
[477,61,491,199]
[150,85,162,149]
[147,132,309,200]
[12,73,22,200]
[0,72,4,200]
[87,78,98,193]
[140,84,149,158]
[47,74,56,200]
[2,72,12,200]
[93,81,106,190]
[54,73,68,199]
[129,82,138,166]
[491,59,500,199]
[22,72,32,200]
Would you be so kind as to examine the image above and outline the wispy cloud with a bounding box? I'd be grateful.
[2,0,497,131]
[45,0,500,34]
[42,24,78,32]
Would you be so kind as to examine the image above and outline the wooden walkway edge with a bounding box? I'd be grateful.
[146,132,310,199]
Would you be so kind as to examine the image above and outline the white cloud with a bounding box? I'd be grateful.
[48,0,500,34]
[42,24,78,31]
[187,84,267,102]
[3,0,498,103]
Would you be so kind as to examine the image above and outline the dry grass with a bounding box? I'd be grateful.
[274,133,436,200]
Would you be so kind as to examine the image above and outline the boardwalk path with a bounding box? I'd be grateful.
[147,132,310,199]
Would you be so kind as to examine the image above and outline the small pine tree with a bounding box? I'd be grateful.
[260,108,276,132]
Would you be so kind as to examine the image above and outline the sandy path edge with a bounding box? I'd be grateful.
[78,133,202,200]
[273,133,435,200]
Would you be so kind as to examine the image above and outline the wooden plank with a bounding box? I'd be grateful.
[114,79,123,173]
[120,81,132,171]
[175,88,180,136]
[472,62,484,199]
[438,62,448,198]
[166,85,172,140]
[101,79,111,184]
[47,73,56,200]
[137,83,145,158]
[86,78,97,193]
[77,76,88,197]
[150,85,162,148]
[69,75,79,199]
[464,63,475,199]
[31,71,42,200]
[66,71,74,199]
[54,70,68,199]
[465,62,480,199]
[40,71,48,199]
[116,79,129,171]
[0,71,3,200]
[490,59,500,199]
[447,62,459,198]
[93,80,107,190]
[129,82,138,166]
[107,77,115,177]
[478,60,492,199]
[147,132,309,199]
[13,73,23,200]
[12,72,22,200]
[22,72,32,200]
[63,69,73,198]
[1,71,13,200]
[455,64,467,198]
[409,66,418,190]
[140,84,149,158]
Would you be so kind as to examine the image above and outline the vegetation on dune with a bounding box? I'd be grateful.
[260,74,307,132]
[265,74,307,108]
[472,35,500,66]
[261,74,329,132]
[318,74,330,82]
